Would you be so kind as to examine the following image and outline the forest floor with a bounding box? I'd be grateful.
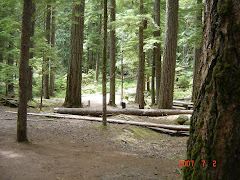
[0,93,189,180]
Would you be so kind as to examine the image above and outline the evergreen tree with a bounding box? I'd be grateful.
[17,0,34,142]
[192,0,202,101]
[102,0,108,126]
[64,0,85,107]
[44,4,51,99]
[158,0,179,109]
[183,0,240,178]
[109,0,116,106]
[136,0,145,109]
[153,0,161,106]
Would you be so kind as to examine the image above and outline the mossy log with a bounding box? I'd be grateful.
[54,108,193,116]
[0,97,35,108]
[0,97,18,107]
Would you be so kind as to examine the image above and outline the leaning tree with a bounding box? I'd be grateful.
[183,0,240,179]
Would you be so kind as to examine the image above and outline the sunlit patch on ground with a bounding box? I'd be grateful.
[0,150,23,158]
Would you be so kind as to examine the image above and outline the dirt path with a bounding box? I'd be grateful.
[0,104,187,180]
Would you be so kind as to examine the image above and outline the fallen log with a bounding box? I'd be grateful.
[149,127,190,136]
[0,97,18,107]
[6,111,190,131]
[0,97,35,108]
[173,100,194,110]
[54,108,193,116]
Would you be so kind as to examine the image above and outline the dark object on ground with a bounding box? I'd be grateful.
[121,102,126,109]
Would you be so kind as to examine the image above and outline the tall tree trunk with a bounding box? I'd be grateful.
[64,0,85,107]
[17,0,34,142]
[192,0,202,102]
[27,2,35,101]
[121,49,124,102]
[183,0,240,179]
[50,6,55,97]
[95,51,100,82]
[6,42,14,96]
[154,0,161,105]
[44,4,51,99]
[95,13,102,82]
[0,39,3,66]
[146,51,151,92]
[102,0,108,126]
[109,0,116,106]
[0,43,3,82]
[136,0,145,109]
[158,0,179,109]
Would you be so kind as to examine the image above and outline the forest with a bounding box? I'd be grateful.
[0,0,240,179]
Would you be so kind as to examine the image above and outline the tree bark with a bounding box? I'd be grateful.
[136,0,145,109]
[44,4,51,99]
[146,51,151,92]
[27,2,35,101]
[95,13,102,82]
[192,0,202,102]
[158,0,179,109]
[121,50,124,102]
[54,108,193,116]
[183,0,240,178]
[50,6,56,97]
[109,0,116,106]
[17,0,34,142]
[154,0,161,105]
[64,0,85,107]
[102,0,107,126]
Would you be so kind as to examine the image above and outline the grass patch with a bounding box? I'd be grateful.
[125,126,160,140]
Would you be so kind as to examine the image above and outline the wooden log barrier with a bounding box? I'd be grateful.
[54,108,193,116]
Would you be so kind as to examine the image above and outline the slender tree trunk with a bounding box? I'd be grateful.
[192,0,202,102]
[95,13,102,82]
[146,51,151,92]
[44,4,51,99]
[0,43,3,82]
[102,0,107,126]
[6,43,14,96]
[158,0,179,109]
[154,0,161,105]
[151,52,156,105]
[95,51,100,82]
[0,39,3,68]
[50,6,55,97]
[183,0,240,179]
[136,0,145,109]
[17,0,34,142]
[27,2,35,101]
[121,49,124,103]
[64,0,85,107]
[109,0,116,106]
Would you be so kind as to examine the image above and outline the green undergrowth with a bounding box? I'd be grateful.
[123,126,160,140]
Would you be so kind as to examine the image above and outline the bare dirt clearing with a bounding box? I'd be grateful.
[0,103,188,179]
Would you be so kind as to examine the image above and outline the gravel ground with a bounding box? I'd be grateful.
[0,105,188,180]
